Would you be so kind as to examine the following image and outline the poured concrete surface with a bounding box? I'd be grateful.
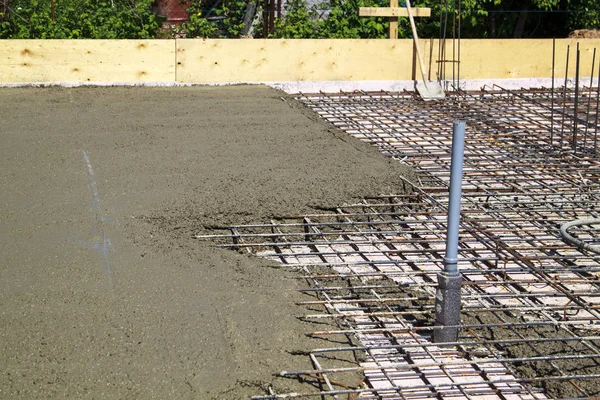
[0,86,413,399]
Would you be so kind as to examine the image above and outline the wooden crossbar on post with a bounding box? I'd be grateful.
[359,5,431,39]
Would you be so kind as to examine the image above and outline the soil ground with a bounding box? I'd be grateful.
[0,86,413,399]
[569,29,600,38]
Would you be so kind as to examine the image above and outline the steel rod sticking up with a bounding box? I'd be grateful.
[574,44,581,154]
[583,48,596,149]
[595,53,600,153]
[200,89,600,399]
[551,38,556,144]
[560,45,571,149]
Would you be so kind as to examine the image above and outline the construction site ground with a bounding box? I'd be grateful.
[0,86,414,399]
[202,88,600,399]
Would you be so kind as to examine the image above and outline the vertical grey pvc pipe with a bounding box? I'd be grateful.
[443,120,466,274]
[433,120,465,344]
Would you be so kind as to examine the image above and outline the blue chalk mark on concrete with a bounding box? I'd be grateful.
[83,150,113,287]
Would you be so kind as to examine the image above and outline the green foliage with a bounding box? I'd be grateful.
[1,0,598,40]
[273,0,392,38]
[418,0,579,39]
[174,1,219,38]
[0,0,162,39]
[432,0,599,38]
[568,0,600,30]
[273,0,320,38]
[272,0,591,39]
[175,0,249,38]
[216,0,248,36]
[320,0,389,38]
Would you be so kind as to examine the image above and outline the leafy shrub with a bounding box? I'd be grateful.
[173,0,250,38]
[0,0,162,39]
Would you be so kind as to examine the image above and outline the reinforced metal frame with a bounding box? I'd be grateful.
[198,87,600,399]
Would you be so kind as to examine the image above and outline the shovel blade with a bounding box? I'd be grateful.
[416,81,445,101]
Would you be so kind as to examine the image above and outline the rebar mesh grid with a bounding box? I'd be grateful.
[198,88,600,399]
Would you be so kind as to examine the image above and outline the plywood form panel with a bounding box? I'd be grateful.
[423,39,600,80]
[2,38,600,84]
[0,40,175,83]
[176,39,416,82]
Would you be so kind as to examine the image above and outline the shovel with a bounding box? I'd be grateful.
[405,0,445,101]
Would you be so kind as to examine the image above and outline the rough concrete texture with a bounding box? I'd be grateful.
[462,311,600,398]
[0,86,414,399]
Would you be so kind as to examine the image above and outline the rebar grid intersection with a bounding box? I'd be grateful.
[199,88,600,399]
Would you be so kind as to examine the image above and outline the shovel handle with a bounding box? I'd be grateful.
[405,0,429,85]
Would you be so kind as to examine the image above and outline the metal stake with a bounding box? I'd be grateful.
[551,38,555,144]
[583,48,596,149]
[573,44,580,155]
[560,45,570,149]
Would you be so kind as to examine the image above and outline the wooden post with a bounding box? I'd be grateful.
[389,0,398,39]
[262,0,269,38]
[262,0,276,37]
[359,6,431,39]
[269,0,275,34]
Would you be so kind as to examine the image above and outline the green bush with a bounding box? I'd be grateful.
[273,0,320,38]
[0,0,162,39]
[173,0,250,38]
[273,0,393,39]
[568,0,600,31]
[1,0,598,40]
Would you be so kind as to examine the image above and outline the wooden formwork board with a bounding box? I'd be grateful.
[0,40,175,83]
[176,39,416,83]
[177,38,600,84]
[1,38,600,84]
[426,38,600,80]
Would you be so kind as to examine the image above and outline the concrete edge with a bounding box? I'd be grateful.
[0,77,596,93]
[269,78,597,93]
